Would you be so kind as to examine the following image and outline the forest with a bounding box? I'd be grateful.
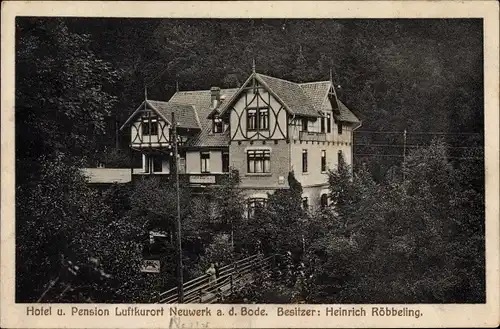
[15,17,484,303]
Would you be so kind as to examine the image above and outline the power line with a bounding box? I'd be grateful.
[354,143,484,149]
[354,153,483,160]
[356,130,482,136]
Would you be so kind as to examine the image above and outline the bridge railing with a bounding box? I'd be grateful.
[158,253,275,304]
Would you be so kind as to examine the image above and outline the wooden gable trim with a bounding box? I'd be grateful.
[318,81,333,113]
[218,73,294,118]
[119,100,171,131]
[253,74,295,116]
[217,73,255,117]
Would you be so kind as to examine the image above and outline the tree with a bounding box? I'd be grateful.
[304,140,484,303]
[235,172,307,256]
[16,18,121,168]
[15,18,131,302]
[16,154,149,302]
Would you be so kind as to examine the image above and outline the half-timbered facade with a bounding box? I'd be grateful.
[119,69,361,210]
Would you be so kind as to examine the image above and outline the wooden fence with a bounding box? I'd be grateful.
[157,253,275,304]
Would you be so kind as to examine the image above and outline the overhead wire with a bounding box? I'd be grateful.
[356,130,482,135]
[354,154,483,160]
[354,143,483,149]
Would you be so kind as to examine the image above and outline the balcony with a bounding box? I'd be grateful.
[299,131,327,142]
[131,171,230,187]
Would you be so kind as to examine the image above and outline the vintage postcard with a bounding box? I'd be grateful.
[1,1,499,328]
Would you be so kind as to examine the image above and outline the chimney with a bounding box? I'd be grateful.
[210,87,221,108]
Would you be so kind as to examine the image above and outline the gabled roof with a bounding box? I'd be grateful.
[119,100,200,131]
[218,73,320,118]
[168,88,238,147]
[300,81,360,124]
[299,81,331,111]
[185,124,231,148]
[256,74,318,117]
[217,73,360,123]
[336,100,361,124]
[147,100,201,130]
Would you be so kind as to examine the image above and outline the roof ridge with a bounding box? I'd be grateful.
[299,80,331,85]
[256,73,301,86]
[149,99,197,108]
[173,88,239,94]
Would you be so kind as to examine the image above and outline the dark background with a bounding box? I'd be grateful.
[14,18,485,304]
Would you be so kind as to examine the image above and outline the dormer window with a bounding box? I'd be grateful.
[213,117,223,133]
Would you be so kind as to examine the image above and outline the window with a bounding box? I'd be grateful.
[142,120,158,136]
[222,151,230,173]
[320,115,325,133]
[326,113,331,133]
[321,150,327,172]
[144,155,150,173]
[247,198,268,218]
[337,122,343,134]
[247,107,269,131]
[302,149,308,173]
[178,156,186,174]
[152,155,163,172]
[301,119,308,132]
[247,108,257,131]
[259,108,269,130]
[338,150,343,166]
[200,152,210,173]
[320,194,328,208]
[213,118,223,133]
[247,150,271,173]
[302,197,309,210]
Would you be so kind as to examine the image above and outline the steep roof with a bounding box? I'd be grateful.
[218,73,359,123]
[147,100,201,130]
[300,81,360,124]
[299,81,331,111]
[119,100,201,131]
[121,74,360,146]
[256,74,318,117]
[169,88,238,147]
[336,100,360,124]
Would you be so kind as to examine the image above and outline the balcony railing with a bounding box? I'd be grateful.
[131,171,230,186]
[299,131,327,141]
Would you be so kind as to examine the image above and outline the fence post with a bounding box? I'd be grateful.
[230,274,234,295]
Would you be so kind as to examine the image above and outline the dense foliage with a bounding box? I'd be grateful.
[306,142,484,303]
[15,17,484,303]
[229,143,484,303]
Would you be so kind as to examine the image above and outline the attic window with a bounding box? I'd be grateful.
[247,107,269,131]
[213,117,223,133]
[142,120,158,136]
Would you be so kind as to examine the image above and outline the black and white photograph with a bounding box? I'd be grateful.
[2,1,499,328]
